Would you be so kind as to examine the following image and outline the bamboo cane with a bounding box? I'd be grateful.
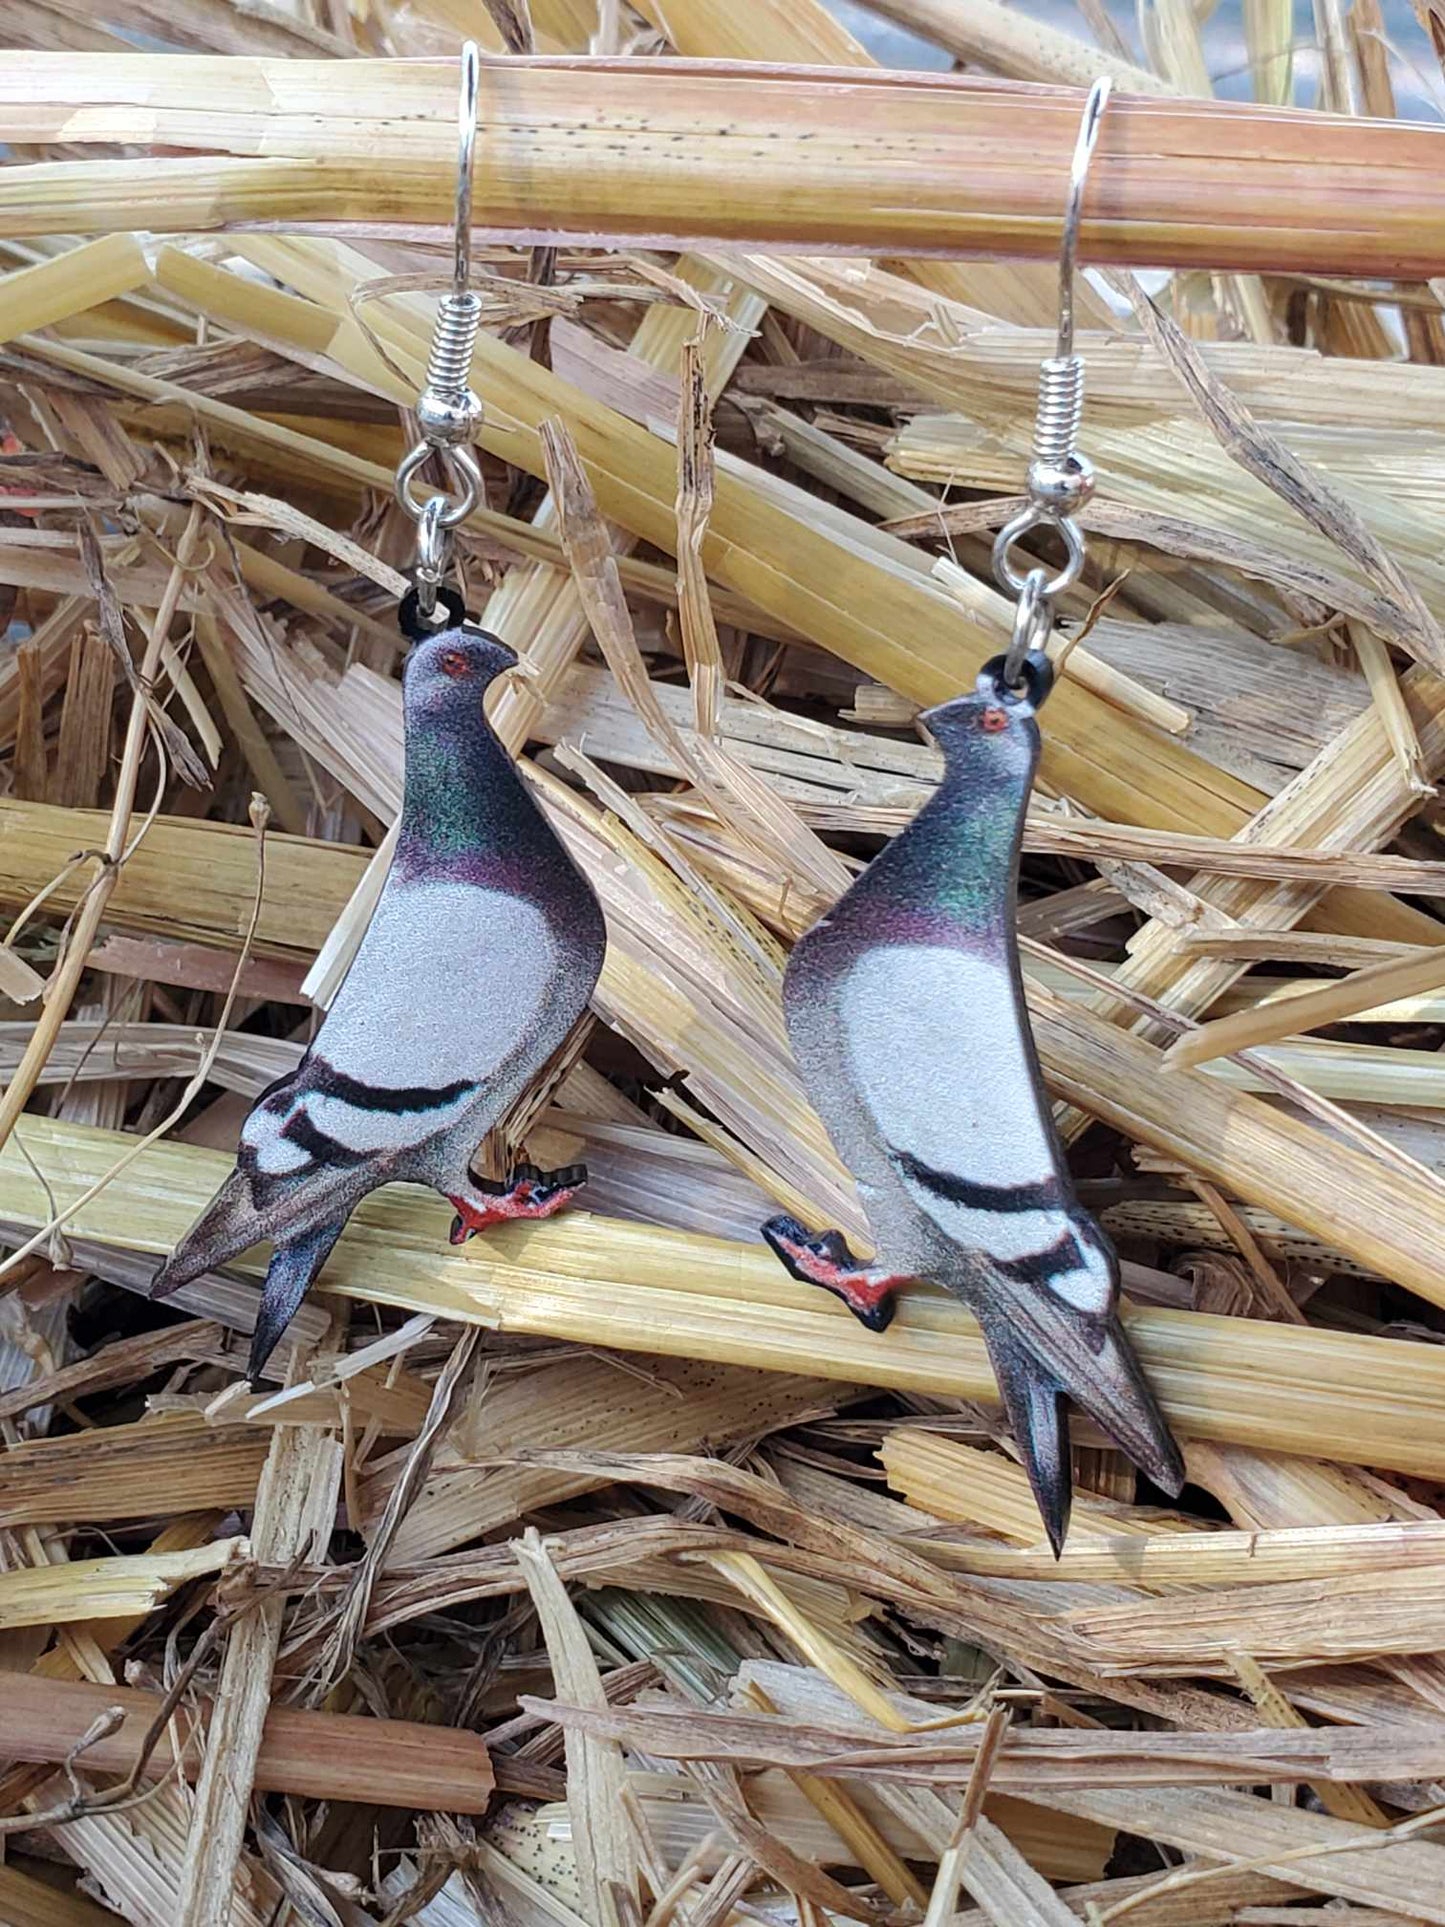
[0,1673,493,1813]
[0,56,1443,276]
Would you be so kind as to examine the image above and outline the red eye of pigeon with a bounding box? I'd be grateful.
[981,707,1008,733]
[439,649,472,679]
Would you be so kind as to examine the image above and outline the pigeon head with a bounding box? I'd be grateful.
[920,651,1052,779]
[395,623,540,872]
[403,626,519,722]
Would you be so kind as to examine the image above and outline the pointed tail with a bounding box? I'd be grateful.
[151,1178,344,1384]
[248,1221,345,1384]
[150,1174,262,1303]
[984,1326,1072,1555]
[978,1311,1185,1555]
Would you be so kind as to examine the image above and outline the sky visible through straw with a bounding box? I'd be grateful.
[831,0,1444,113]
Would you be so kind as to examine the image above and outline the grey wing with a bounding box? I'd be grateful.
[445,906,605,1148]
[155,878,593,1295]
[826,942,1114,1314]
[248,878,595,1188]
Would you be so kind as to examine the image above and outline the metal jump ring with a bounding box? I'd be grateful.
[394,440,483,529]
[992,506,1086,600]
[411,495,453,628]
[1002,568,1053,688]
[415,494,450,581]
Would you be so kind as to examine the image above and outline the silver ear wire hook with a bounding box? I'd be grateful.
[395,41,485,629]
[454,41,478,298]
[1056,74,1110,364]
[994,76,1111,688]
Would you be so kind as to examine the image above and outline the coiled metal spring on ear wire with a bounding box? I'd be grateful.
[395,41,485,629]
[992,75,1111,688]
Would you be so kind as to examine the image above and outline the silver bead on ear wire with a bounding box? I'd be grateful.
[395,42,485,628]
[993,76,1111,688]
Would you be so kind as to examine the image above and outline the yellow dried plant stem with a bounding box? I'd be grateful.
[514,1532,642,1926]
[281,249,1274,843]
[368,1353,843,1567]
[859,0,1169,90]
[0,1863,119,1927]
[21,321,792,647]
[1351,623,1432,798]
[0,1542,241,1632]
[175,1387,342,1926]
[7,798,1445,1311]
[1025,816,1445,897]
[0,233,149,343]
[881,1432,1445,1589]
[0,506,203,1154]
[0,796,368,958]
[708,1550,911,1732]
[1062,1563,1445,1672]
[1030,977,1445,1303]
[1037,1782,1445,1923]
[633,0,870,62]
[716,256,1445,970]
[1049,672,1445,1143]
[3,56,1443,277]
[1176,931,1416,967]
[932,1521,1445,1590]
[0,1410,269,1527]
[894,412,1445,636]
[880,1431,1193,1547]
[487,257,765,750]
[1228,1651,1391,1829]
[738,1677,930,1909]
[190,611,309,839]
[932,554,1186,737]
[163,236,1438,972]
[9,1117,1445,1479]
[1164,940,1445,1068]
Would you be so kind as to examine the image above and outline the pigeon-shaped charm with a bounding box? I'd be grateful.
[153,625,606,1381]
[763,651,1184,1550]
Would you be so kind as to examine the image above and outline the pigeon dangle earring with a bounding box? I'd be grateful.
[153,45,606,1381]
[761,79,1183,1551]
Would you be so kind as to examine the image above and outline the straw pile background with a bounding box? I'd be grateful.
[6,1,1445,1923]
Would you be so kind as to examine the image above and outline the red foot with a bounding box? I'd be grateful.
[761,1215,906,1332]
[448,1162,586,1244]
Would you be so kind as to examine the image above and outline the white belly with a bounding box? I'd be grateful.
[837,943,1056,1192]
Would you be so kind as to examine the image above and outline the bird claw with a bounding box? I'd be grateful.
[448,1161,587,1244]
[761,1214,906,1332]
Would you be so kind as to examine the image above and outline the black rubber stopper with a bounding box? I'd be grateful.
[398,582,466,641]
[981,649,1055,710]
